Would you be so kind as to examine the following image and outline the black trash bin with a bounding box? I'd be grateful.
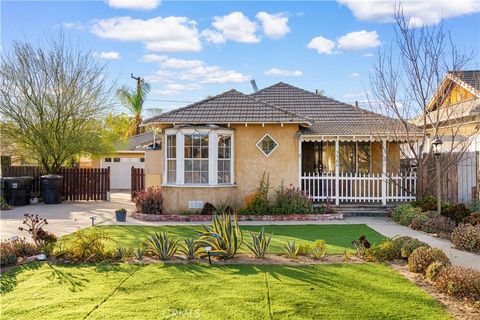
[40,175,63,204]
[3,176,33,206]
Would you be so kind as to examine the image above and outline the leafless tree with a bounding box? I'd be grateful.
[0,35,115,173]
[366,7,478,198]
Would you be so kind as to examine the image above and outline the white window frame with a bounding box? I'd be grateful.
[217,134,233,184]
[163,128,235,187]
[256,133,279,157]
[165,134,177,184]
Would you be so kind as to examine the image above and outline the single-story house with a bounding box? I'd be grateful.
[141,82,417,213]
[80,131,160,189]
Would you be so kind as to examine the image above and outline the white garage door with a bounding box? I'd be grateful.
[101,156,145,189]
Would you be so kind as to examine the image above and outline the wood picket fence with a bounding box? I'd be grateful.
[131,166,145,200]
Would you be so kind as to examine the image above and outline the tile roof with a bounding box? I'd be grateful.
[448,70,480,93]
[144,89,310,125]
[115,132,158,151]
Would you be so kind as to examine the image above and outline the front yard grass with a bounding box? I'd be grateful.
[59,224,386,254]
[1,262,449,319]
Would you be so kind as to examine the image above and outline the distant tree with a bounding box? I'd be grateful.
[104,113,135,140]
[117,80,151,135]
[0,35,115,174]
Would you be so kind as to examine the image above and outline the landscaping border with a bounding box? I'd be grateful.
[130,212,343,222]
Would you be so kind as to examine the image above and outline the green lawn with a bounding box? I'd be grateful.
[60,224,386,254]
[1,262,449,319]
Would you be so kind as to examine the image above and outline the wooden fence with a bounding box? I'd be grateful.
[1,166,110,201]
[131,166,145,200]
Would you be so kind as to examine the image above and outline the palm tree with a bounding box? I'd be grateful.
[117,81,151,135]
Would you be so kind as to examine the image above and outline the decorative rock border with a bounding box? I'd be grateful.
[130,212,343,222]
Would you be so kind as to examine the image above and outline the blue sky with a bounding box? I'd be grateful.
[2,0,479,114]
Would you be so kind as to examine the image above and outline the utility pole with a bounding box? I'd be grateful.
[131,73,143,93]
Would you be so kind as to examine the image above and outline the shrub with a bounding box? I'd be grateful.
[65,229,114,262]
[435,266,480,302]
[409,213,429,230]
[411,195,437,211]
[312,240,327,260]
[273,183,313,215]
[144,232,179,260]
[180,238,199,260]
[365,240,398,262]
[134,187,164,215]
[245,227,271,258]
[0,239,37,266]
[400,239,430,259]
[425,261,447,281]
[18,213,53,247]
[241,173,272,215]
[463,212,480,226]
[133,247,143,260]
[390,236,414,259]
[197,213,243,259]
[393,204,422,226]
[201,202,216,215]
[441,203,471,224]
[114,246,131,261]
[408,247,450,274]
[450,223,480,253]
[352,235,371,257]
[283,241,299,259]
[297,243,312,256]
[423,216,456,234]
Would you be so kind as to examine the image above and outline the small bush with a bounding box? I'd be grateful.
[65,229,114,262]
[450,223,480,253]
[180,238,199,260]
[400,239,430,259]
[201,202,216,215]
[351,235,371,257]
[297,243,312,256]
[441,203,471,224]
[312,240,327,260]
[425,261,447,281]
[463,212,480,226]
[283,241,299,259]
[411,195,437,211]
[144,232,179,260]
[273,183,313,215]
[435,266,480,302]
[197,213,243,259]
[246,227,271,258]
[423,216,456,234]
[390,236,414,259]
[365,240,398,262]
[409,213,429,230]
[408,247,450,274]
[134,187,164,215]
[242,173,272,215]
[393,204,422,226]
[114,246,131,261]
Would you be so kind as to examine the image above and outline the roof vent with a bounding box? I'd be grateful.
[250,79,258,93]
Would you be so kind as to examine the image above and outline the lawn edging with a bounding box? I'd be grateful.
[130,212,343,222]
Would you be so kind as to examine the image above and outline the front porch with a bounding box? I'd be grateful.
[299,137,417,205]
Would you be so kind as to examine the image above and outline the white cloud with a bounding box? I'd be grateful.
[337,0,480,26]
[265,68,303,77]
[348,72,360,78]
[201,29,226,44]
[256,12,290,39]
[142,54,167,62]
[210,12,260,43]
[307,36,336,54]
[363,53,374,57]
[62,22,84,30]
[154,83,201,96]
[91,16,201,52]
[106,0,161,10]
[337,30,380,51]
[94,51,121,60]
[144,56,249,84]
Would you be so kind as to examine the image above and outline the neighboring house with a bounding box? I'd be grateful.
[417,70,480,202]
[141,82,417,213]
[81,132,160,189]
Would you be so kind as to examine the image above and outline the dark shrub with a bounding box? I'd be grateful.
[0,238,39,266]
[134,187,164,214]
[400,239,430,259]
[451,223,480,253]
[435,266,480,302]
[423,216,456,234]
[463,212,480,226]
[408,247,450,274]
[393,204,422,226]
[273,184,313,214]
[201,202,216,215]
[409,213,429,231]
[441,203,471,224]
[411,195,437,211]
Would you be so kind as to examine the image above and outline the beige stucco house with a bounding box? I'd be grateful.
[139,82,417,213]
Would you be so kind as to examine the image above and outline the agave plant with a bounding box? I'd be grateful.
[283,241,299,259]
[133,247,143,260]
[180,238,200,260]
[144,232,179,260]
[246,227,272,258]
[197,212,243,259]
[312,240,327,260]
[114,246,131,261]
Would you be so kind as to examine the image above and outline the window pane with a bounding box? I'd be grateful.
[167,160,176,183]
[257,134,278,156]
[339,142,355,173]
[167,135,176,158]
[358,142,371,173]
[184,134,209,184]
[114,158,120,162]
[104,158,111,162]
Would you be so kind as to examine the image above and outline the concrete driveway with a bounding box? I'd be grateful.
[0,191,135,240]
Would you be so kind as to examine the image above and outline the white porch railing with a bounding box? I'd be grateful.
[301,172,417,204]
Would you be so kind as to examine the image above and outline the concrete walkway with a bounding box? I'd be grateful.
[1,197,478,269]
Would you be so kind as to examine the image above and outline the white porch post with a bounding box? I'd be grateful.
[335,138,340,205]
[298,137,302,189]
[382,139,387,205]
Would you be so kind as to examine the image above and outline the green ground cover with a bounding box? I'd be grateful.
[59,224,386,254]
[1,262,449,320]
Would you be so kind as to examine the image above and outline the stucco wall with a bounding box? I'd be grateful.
[145,150,163,187]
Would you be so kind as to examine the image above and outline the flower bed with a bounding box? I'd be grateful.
[131,212,343,222]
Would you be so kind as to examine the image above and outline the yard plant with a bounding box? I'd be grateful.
[144,232,179,260]
[245,227,271,258]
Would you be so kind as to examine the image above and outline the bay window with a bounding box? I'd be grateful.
[164,128,234,186]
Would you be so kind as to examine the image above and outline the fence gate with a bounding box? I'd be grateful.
[131,166,145,200]
[59,167,110,201]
